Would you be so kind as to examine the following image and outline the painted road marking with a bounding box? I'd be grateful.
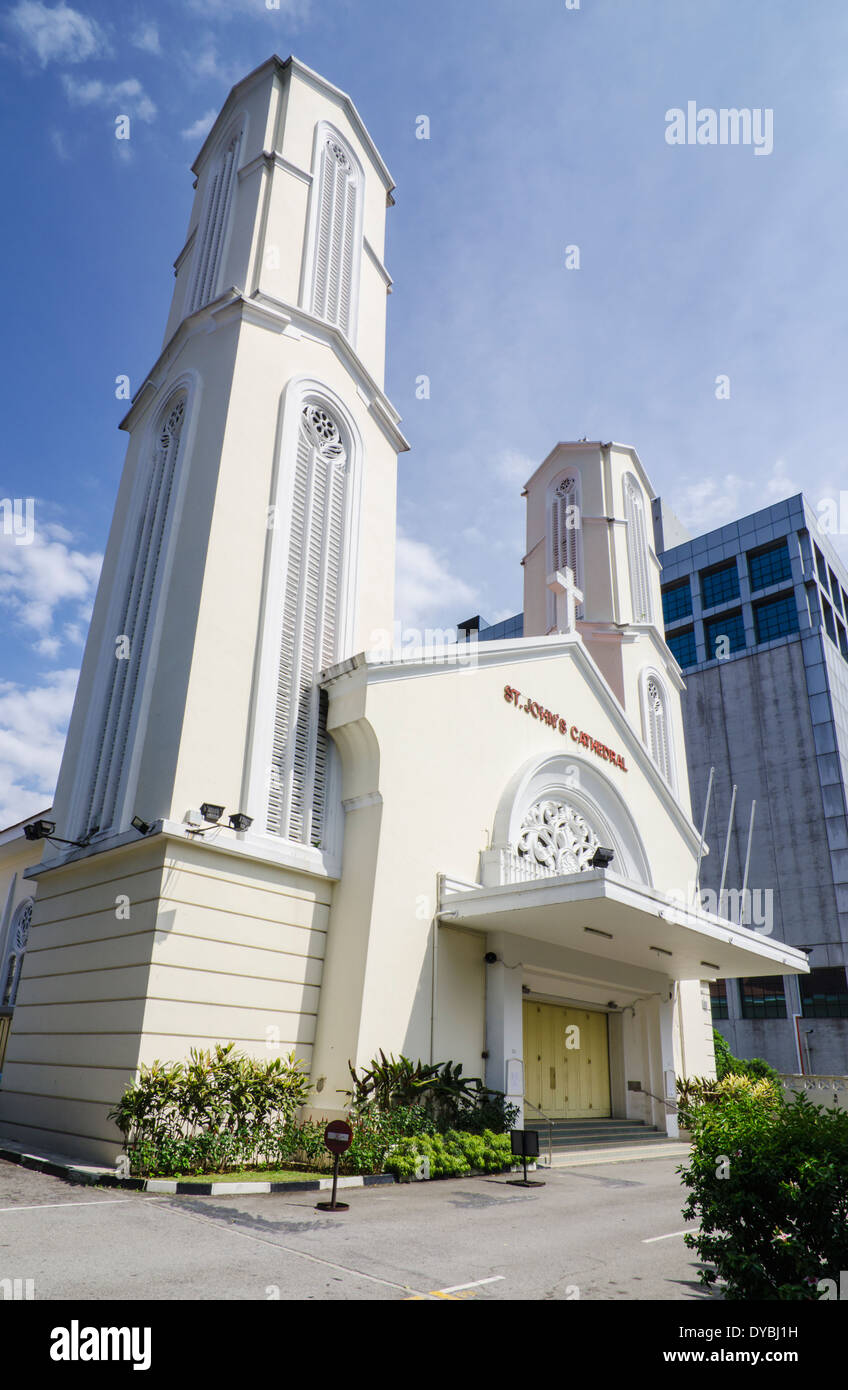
[642,1229,693,1243]
[0,1198,153,1214]
[405,1275,505,1300]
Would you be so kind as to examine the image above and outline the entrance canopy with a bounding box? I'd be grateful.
[438,869,809,981]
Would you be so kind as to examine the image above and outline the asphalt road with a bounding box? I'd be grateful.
[0,1153,714,1301]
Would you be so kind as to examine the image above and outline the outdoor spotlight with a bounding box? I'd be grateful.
[24,819,56,841]
[131,816,152,836]
[228,813,253,832]
[200,803,225,823]
[589,846,615,869]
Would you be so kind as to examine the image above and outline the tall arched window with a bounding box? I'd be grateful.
[82,394,188,837]
[2,899,32,1007]
[624,474,653,624]
[308,128,362,338]
[268,402,349,847]
[643,673,674,788]
[547,472,583,627]
[186,125,242,315]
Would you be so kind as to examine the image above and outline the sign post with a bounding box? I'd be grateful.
[508,1129,545,1188]
[316,1120,354,1212]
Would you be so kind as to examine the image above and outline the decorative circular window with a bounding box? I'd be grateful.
[516,800,600,875]
[302,404,346,465]
[327,139,351,172]
[12,899,33,952]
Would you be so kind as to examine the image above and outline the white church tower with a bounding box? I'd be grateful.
[0,57,407,1161]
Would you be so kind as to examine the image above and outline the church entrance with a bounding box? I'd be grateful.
[522,1000,611,1119]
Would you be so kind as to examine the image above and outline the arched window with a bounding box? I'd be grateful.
[186,125,242,315]
[3,899,33,1008]
[82,394,188,836]
[268,402,348,847]
[643,673,674,788]
[308,128,362,338]
[547,472,583,628]
[624,474,653,624]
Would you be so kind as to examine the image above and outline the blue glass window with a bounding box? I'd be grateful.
[829,570,842,614]
[662,580,692,625]
[800,967,848,1019]
[701,561,740,609]
[839,623,848,661]
[740,976,787,1020]
[710,981,729,1021]
[815,544,829,590]
[667,627,697,667]
[754,593,798,643]
[823,599,837,645]
[748,540,791,592]
[705,610,746,658]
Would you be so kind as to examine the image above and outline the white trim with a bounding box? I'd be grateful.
[244,375,364,864]
[186,110,248,317]
[67,372,203,842]
[322,637,706,857]
[639,666,677,796]
[300,121,365,350]
[118,293,409,456]
[363,236,392,290]
[624,471,654,625]
[545,468,584,631]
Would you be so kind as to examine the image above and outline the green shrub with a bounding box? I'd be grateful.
[347,1051,517,1135]
[384,1128,513,1182]
[713,1028,781,1086]
[680,1089,848,1299]
[108,1044,312,1177]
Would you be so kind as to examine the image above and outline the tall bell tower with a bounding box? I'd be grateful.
[0,57,407,1162]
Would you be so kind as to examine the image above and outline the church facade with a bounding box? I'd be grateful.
[0,56,808,1164]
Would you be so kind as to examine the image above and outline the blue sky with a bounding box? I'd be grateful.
[1,0,847,822]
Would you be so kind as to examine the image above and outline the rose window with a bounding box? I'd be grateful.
[516,800,600,875]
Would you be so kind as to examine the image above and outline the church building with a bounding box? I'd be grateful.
[0,56,808,1164]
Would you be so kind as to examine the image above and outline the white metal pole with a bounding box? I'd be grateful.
[718,784,737,916]
[740,800,756,925]
[693,766,715,905]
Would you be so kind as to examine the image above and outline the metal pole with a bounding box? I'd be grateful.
[693,767,715,904]
[718,784,737,915]
[740,800,757,925]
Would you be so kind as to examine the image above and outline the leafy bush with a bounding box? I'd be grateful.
[346,1051,517,1134]
[384,1129,513,1182]
[109,1044,312,1177]
[677,1071,782,1130]
[713,1028,781,1086]
[680,1089,848,1299]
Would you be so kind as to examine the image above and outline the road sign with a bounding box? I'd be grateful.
[324,1120,353,1155]
[317,1119,354,1212]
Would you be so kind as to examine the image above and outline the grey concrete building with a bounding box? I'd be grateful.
[656,495,848,1074]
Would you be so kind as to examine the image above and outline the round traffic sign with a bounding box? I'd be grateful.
[324,1120,353,1155]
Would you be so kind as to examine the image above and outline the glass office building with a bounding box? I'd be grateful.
[656,494,848,1073]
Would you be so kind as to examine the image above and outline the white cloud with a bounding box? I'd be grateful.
[0,521,101,654]
[186,0,311,16]
[182,109,217,143]
[62,74,157,123]
[49,127,70,160]
[496,450,537,490]
[395,529,477,630]
[6,0,106,66]
[0,668,78,830]
[670,459,804,537]
[131,21,160,54]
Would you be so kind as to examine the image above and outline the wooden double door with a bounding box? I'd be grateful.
[523,1000,611,1119]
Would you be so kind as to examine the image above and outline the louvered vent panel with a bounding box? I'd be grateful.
[83,397,186,836]
[268,405,348,848]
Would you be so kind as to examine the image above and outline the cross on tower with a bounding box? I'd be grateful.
[547,567,584,634]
